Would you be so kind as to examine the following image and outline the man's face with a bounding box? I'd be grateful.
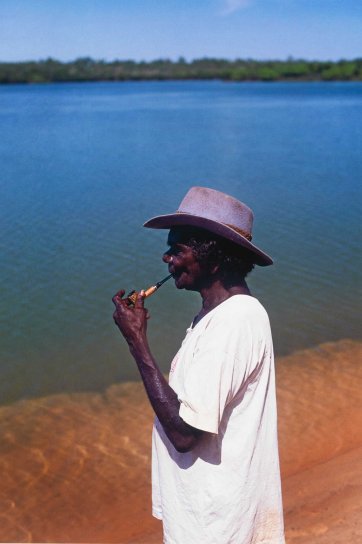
[162,228,209,291]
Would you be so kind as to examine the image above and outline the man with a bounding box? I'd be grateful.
[112,186,285,544]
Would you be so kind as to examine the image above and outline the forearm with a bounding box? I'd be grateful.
[112,289,202,451]
[129,338,202,452]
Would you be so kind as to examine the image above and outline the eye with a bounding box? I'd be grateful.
[167,245,181,256]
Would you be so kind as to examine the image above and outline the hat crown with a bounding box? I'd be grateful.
[178,187,253,235]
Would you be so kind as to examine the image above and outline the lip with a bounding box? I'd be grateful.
[169,269,182,283]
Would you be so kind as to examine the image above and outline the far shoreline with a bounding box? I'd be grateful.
[2,79,362,87]
[1,57,361,84]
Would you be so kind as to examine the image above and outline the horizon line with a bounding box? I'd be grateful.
[2,55,362,64]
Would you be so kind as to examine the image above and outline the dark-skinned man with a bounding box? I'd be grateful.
[113,187,285,544]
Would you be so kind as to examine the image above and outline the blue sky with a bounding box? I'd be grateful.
[1,0,361,62]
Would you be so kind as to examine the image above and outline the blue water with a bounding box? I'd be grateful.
[1,81,361,404]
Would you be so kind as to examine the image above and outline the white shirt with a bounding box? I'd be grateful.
[152,295,285,544]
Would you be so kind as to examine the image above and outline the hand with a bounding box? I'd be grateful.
[112,289,150,348]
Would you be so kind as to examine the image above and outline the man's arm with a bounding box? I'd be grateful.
[112,289,203,453]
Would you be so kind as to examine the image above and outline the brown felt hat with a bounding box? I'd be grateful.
[144,186,273,266]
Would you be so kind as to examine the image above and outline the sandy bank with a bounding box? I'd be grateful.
[0,339,361,543]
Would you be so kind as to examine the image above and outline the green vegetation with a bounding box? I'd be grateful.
[1,57,361,84]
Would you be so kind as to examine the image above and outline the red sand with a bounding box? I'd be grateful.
[0,339,361,543]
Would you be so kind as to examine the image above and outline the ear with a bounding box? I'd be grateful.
[199,259,219,276]
[209,263,220,276]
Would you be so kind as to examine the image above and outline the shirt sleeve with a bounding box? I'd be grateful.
[178,313,253,434]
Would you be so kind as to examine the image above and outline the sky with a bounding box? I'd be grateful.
[0,0,361,62]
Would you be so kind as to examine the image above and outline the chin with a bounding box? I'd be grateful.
[174,277,190,290]
[177,282,197,292]
[174,278,185,290]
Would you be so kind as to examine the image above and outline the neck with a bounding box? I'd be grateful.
[197,279,251,316]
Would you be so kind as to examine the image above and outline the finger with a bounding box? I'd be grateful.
[134,289,145,308]
[112,289,125,306]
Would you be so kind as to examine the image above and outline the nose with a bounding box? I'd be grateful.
[163,252,172,264]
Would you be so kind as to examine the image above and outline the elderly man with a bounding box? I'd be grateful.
[112,187,285,544]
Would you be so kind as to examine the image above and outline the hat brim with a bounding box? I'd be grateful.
[144,213,273,266]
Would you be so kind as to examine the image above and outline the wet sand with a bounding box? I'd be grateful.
[0,339,361,543]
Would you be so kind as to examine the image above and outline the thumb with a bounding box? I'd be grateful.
[134,289,145,308]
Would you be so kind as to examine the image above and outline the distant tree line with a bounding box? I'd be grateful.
[1,57,362,84]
